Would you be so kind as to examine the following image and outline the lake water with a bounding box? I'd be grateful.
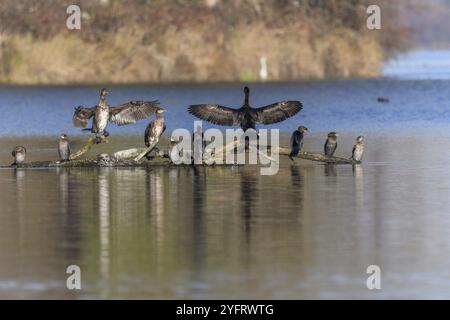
[1,50,450,299]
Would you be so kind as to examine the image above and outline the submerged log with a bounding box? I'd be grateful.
[277,147,360,165]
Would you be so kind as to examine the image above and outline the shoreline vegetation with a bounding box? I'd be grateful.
[0,0,410,85]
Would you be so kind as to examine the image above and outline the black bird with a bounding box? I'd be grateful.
[72,88,161,142]
[289,126,308,162]
[351,136,365,162]
[188,86,302,132]
[324,132,338,157]
[377,97,389,103]
[58,134,70,161]
[11,146,26,166]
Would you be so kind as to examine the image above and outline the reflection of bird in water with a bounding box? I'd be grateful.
[58,134,71,161]
[324,164,337,176]
[11,146,26,166]
[324,132,338,157]
[188,86,303,132]
[289,126,308,162]
[72,88,161,142]
[351,136,365,162]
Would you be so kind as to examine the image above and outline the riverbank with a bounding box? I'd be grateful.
[0,0,408,84]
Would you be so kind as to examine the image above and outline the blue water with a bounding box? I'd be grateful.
[2,50,450,299]
[0,78,450,138]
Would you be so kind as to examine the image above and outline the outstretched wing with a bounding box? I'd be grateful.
[72,106,96,128]
[254,101,302,125]
[188,104,239,126]
[109,100,161,126]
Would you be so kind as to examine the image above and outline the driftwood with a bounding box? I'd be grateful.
[69,136,108,160]
[277,147,360,165]
[1,139,360,169]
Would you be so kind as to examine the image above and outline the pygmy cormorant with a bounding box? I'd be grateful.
[58,133,70,161]
[351,136,364,162]
[289,126,308,161]
[11,146,26,166]
[324,132,338,157]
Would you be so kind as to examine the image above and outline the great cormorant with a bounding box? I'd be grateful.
[188,86,302,131]
[72,88,161,142]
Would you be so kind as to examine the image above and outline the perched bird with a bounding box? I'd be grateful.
[351,136,365,162]
[72,88,161,142]
[289,126,308,162]
[58,134,71,162]
[11,146,26,166]
[188,86,302,132]
[377,97,389,103]
[324,132,338,157]
[144,108,166,159]
[168,139,182,164]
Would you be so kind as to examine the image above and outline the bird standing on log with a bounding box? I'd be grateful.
[144,108,166,159]
[58,134,70,162]
[324,132,338,157]
[72,88,161,143]
[351,136,364,162]
[188,86,303,132]
[289,126,308,162]
[11,146,26,166]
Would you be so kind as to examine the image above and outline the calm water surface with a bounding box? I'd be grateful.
[1,51,450,299]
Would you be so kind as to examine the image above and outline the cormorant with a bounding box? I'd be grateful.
[351,136,364,162]
[58,133,70,161]
[72,88,161,142]
[188,86,302,131]
[144,108,166,146]
[324,132,338,157]
[144,108,166,159]
[289,126,308,162]
[11,146,26,166]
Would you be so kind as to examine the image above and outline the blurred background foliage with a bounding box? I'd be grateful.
[0,0,445,84]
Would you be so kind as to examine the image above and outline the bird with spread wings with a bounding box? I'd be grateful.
[188,86,303,132]
[72,88,163,142]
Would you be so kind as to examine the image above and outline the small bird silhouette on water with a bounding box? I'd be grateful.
[289,126,308,162]
[58,134,70,162]
[377,97,389,103]
[324,132,338,157]
[351,136,365,162]
[11,146,26,166]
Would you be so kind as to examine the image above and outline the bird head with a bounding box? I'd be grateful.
[60,133,68,141]
[328,132,338,139]
[100,88,108,98]
[298,126,308,133]
[156,108,165,114]
[356,136,364,143]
